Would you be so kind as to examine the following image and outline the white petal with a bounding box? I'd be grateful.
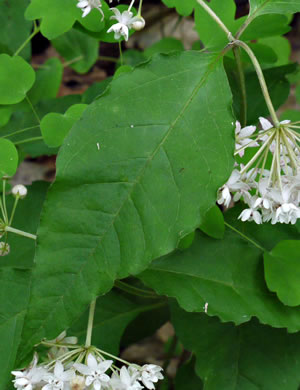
[87,354,98,370]
[235,121,241,135]
[74,363,91,376]
[120,367,131,386]
[54,361,64,377]
[77,0,89,7]
[82,5,91,17]
[259,117,273,130]
[240,125,256,138]
[98,360,113,373]
[94,380,101,390]
[64,336,78,344]
[239,209,252,221]
[280,119,291,125]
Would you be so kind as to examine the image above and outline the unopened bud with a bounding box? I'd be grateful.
[0,242,10,256]
[70,376,85,390]
[12,184,27,199]
[132,17,145,31]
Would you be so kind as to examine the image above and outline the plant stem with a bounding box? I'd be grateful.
[5,226,37,240]
[234,40,280,127]
[115,280,158,299]
[224,222,266,252]
[9,196,19,226]
[138,0,144,15]
[14,21,40,56]
[118,41,124,65]
[26,96,40,124]
[233,47,247,127]
[63,55,84,68]
[14,136,43,145]
[196,0,234,41]
[98,55,119,63]
[85,299,97,348]
[2,125,40,139]
[2,180,8,224]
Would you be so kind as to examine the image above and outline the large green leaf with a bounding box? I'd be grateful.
[0,182,49,390]
[249,0,300,16]
[171,303,300,390]
[139,228,300,332]
[0,55,35,105]
[0,0,32,59]
[70,290,165,355]
[18,51,234,360]
[0,139,18,177]
[264,241,300,307]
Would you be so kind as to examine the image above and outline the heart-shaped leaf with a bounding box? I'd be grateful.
[41,104,87,147]
[0,138,18,177]
[0,55,35,105]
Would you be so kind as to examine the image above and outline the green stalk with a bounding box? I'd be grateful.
[85,299,97,348]
[233,47,247,127]
[5,226,37,240]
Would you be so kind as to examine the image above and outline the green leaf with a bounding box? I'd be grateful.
[0,95,81,158]
[259,36,291,67]
[52,29,99,74]
[0,138,18,177]
[0,0,32,59]
[27,58,63,104]
[175,358,203,390]
[0,182,49,269]
[0,55,35,105]
[199,205,224,239]
[25,0,105,39]
[82,78,112,104]
[194,0,244,49]
[18,51,234,360]
[249,0,300,16]
[144,38,184,57]
[139,229,300,332]
[171,303,300,390]
[41,104,87,147]
[161,0,196,16]
[70,290,165,355]
[264,241,300,307]
[0,182,49,390]
[0,106,13,128]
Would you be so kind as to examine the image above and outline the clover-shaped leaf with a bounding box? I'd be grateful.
[0,54,35,105]
[41,104,87,147]
[0,138,18,177]
[25,0,106,40]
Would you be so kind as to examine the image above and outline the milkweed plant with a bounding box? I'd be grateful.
[1,0,300,389]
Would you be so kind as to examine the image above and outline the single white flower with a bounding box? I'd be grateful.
[46,331,78,360]
[112,366,143,390]
[235,121,258,157]
[12,184,27,199]
[42,361,75,390]
[139,365,163,390]
[74,354,112,390]
[107,8,140,41]
[217,169,250,207]
[77,0,104,19]
[12,355,46,390]
[273,203,300,224]
[238,207,262,224]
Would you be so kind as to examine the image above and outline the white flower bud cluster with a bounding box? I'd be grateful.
[12,333,163,390]
[76,0,146,42]
[218,117,300,224]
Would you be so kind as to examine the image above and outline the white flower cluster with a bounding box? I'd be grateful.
[77,0,145,41]
[218,117,300,224]
[12,333,163,390]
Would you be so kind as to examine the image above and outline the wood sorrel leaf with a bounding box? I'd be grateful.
[41,104,87,147]
[0,55,35,105]
[0,138,18,177]
[140,229,300,332]
[264,241,300,307]
[18,51,234,360]
[171,303,300,390]
[51,29,99,74]
[0,0,32,60]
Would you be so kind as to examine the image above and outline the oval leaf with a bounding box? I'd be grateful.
[264,240,300,307]
[0,138,18,177]
[0,54,35,105]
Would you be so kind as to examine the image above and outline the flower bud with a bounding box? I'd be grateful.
[132,17,145,31]
[12,184,27,199]
[0,242,10,256]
